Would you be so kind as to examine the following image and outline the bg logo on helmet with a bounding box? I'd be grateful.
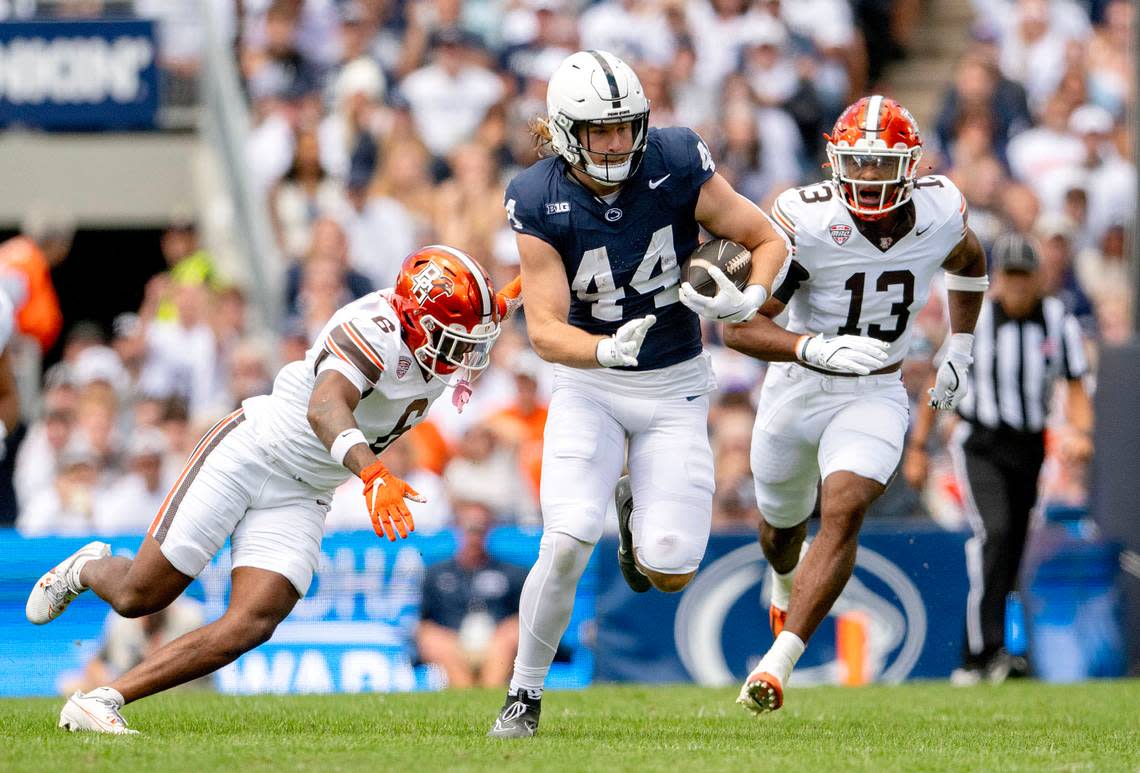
[411,262,454,304]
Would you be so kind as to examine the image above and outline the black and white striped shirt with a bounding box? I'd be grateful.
[958,296,1088,434]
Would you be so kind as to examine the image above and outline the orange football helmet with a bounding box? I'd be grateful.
[390,245,501,383]
[825,95,923,220]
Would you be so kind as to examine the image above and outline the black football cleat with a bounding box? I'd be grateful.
[488,689,541,739]
[614,475,651,593]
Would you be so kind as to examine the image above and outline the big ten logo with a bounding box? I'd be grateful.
[217,646,431,694]
[198,545,427,624]
[0,33,154,104]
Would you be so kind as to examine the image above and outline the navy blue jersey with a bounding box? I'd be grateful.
[505,126,717,371]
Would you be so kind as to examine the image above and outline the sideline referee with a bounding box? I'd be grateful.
[906,233,1094,684]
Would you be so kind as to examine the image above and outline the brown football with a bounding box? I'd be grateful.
[681,238,752,297]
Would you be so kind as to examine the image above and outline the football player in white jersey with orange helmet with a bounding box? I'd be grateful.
[25,246,513,734]
[723,96,989,714]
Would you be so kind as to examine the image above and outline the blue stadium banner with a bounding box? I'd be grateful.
[0,20,159,130]
[0,528,593,697]
[595,522,971,685]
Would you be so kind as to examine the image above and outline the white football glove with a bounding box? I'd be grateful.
[796,333,890,376]
[596,314,656,368]
[929,333,974,411]
[679,266,767,323]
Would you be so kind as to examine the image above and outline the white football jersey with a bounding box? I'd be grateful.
[242,290,446,491]
[770,175,968,367]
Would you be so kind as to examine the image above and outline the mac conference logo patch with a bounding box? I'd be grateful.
[830,224,853,245]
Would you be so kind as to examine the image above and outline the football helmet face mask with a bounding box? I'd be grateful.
[391,245,501,385]
[825,95,923,220]
[546,49,650,187]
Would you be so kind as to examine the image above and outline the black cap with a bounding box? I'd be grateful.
[991,232,1039,274]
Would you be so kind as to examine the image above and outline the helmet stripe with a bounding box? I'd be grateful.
[427,244,493,323]
[864,95,884,134]
[586,49,620,101]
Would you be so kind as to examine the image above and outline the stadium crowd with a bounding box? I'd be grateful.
[1,0,1133,542]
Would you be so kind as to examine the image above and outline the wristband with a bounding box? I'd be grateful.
[944,272,989,292]
[330,428,368,466]
[596,336,619,368]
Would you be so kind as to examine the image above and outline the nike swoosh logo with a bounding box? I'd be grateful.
[916,223,932,236]
[649,174,671,189]
[686,395,700,401]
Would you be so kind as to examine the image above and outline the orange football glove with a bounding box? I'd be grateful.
[360,460,424,541]
[495,275,523,320]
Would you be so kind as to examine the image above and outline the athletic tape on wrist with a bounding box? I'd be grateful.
[331,428,368,466]
[944,272,989,292]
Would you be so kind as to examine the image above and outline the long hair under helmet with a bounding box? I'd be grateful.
[545,50,650,187]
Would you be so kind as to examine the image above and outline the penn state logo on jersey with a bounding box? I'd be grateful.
[504,127,718,371]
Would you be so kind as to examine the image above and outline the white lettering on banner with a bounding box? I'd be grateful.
[294,651,334,693]
[218,649,418,694]
[0,36,153,104]
[218,651,296,694]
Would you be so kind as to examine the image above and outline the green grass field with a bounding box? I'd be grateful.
[2,682,1138,772]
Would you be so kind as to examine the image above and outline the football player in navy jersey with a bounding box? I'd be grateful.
[488,49,790,738]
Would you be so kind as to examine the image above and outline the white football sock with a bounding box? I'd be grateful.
[509,532,594,694]
[755,631,805,686]
[87,686,126,707]
[769,539,809,611]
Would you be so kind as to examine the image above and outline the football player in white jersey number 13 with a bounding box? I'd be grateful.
[25,246,514,734]
[723,96,989,714]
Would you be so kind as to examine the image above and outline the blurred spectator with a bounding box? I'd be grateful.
[284,217,373,323]
[1067,103,1136,244]
[431,142,505,265]
[138,281,221,422]
[62,599,209,695]
[1075,217,1131,307]
[486,350,548,518]
[1034,212,1096,327]
[13,376,76,511]
[273,128,349,260]
[0,207,69,352]
[241,0,325,108]
[709,391,759,532]
[997,0,1089,112]
[950,155,1009,249]
[1006,94,1084,197]
[936,45,1032,167]
[319,53,387,182]
[416,501,526,688]
[444,423,525,520]
[399,27,506,171]
[17,437,101,536]
[578,0,676,66]
[738,15,824,155]
[92,428,172,534]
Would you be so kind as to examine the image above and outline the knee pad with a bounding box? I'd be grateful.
[635,528,704,575]
[539,531,594,581]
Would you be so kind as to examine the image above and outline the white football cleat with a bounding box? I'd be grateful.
[26,541,110,624]
[58,689,138,734]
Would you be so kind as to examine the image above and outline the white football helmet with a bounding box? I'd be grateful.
[546,50,650,186]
